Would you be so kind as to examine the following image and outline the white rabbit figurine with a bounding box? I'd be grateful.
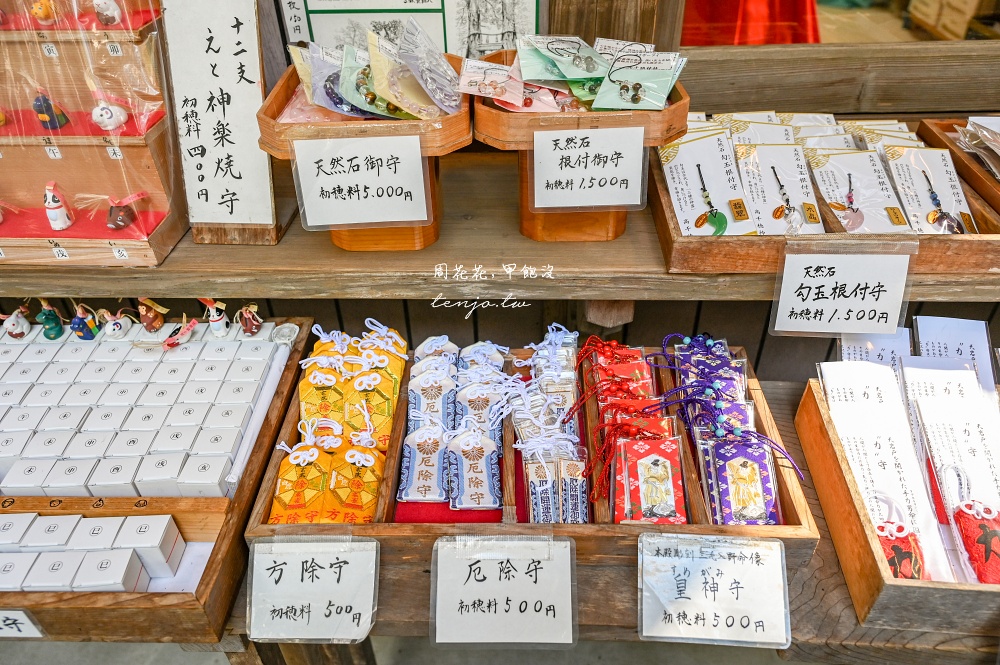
[94,0,122,25]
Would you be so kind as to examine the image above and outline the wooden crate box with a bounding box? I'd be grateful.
[0,318,310,642]
[796,379,1000,636]
[246,348,818,639]
[919,118,1000,216]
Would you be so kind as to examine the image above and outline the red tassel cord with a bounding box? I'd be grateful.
[876,520,927,580]
[953,500,1000,584]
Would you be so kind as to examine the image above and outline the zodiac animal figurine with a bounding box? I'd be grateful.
[35,299,65,340]
[235,303,264,337]
[33,90,69,130]
[97,308,134,340]
[137,298,168,333]
[70,304,102,340]
[0,305,32,339]
[163,315,197,350]
[30,0,55,25]
[43,182,74,231]
[198,298,230,338]
[91,100,128,131]
[93,0,122,25]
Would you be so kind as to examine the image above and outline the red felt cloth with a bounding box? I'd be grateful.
[878,525,926,580]
[0,207,166,241]
[0,9,159,33]
[953,507,1000,584]
[681,0,820,46]
[393,500,502,524]
[0,109,165,139]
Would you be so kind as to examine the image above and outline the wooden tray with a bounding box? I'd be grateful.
[649,157,1000,274]
[256,57,473,161]
[918,118,1000,215]
[473,49,690,152]
[247,347,818,639]
[0,318,311,642]
[795,379,1000,636]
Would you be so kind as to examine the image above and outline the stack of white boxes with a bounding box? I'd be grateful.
[0,512,186,592]
[0,322,279,498]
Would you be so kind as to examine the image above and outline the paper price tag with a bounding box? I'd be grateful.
[639,534,789,648]
[432,537,576,645]
[247,539,378,643]
[293,136,427,229]
[772,252,909,336]
[533,127,645,209]
[0,610,44,638]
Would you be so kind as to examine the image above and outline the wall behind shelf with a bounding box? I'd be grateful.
[4,298,997,383]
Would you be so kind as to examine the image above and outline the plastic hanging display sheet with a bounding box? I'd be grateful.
[247,536,380,644]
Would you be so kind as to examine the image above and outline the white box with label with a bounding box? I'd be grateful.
[22,384,69,408]
[0,383,31,406]
[176,381,222,404]
[81,405,132,431]
[0,513,37,552]
[161,341,205,363]
[73,548,150,592]
[113,515,186,577]
[206,404,252,433]
[19,344,59,364]
[66,517,125,550]
[64,431,115,459]
[54,342,95,363]
[114,361,158,384]
[0,431,32,478]
[216,381,260,404]
[238,340,277,361]
[189,360,231,382]
[2,363,45,383]
[23,430,75,458]
[105,431,154,457]
[43,459,98,497]
[37,405,89,431]
[60,383,104,406]
[225,360,268,383]
[20,514,82,551]
[151,362,195,384]
[122,405,171,431]
[135,453,187,496]
[125,346,164,363]
[137,383,183,407]
[0,405,49,430]
[98,383,146,407]
[191,428,243,459]
[0,459,57,496]
[87,457,142,497]
[22,551,86,591]
[0,344,25,362]
[90,342,132,363]
[167,403,210,427]
[76,361,122,383]
[200,341,240,362]
[177,456,232,498]
[37,361,84,384]
[149,426,200,454]
[0,552,39,590]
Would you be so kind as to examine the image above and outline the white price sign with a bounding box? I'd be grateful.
[248,539,378,643]
[0,610,44,638]
[432,537,575,645]
[533,127,645,209]
[639,534,789,648]
[293,135,427,228]
[773,252,910,335]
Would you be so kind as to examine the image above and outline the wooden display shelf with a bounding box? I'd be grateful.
[0,317,310,642]
[649,155,1000,274]
[918,119,1000,215]
[246,347,817,639]
[795,379,1000,637]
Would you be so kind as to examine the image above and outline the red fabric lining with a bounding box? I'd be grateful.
[0,9,159,32]
[0,109,165,138]
[0,207,166,240]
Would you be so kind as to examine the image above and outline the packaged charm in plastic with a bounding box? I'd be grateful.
[445,429,501,510]
[593,51,677,111]
[367,32,443,120]
[525,35,610,80]
[398,18,461,115]
[397,424,449,503]
[306,44,378,118]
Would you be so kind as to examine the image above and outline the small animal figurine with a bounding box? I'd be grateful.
[43,182,74,231]
[137,297,168,333]
[35,299,65,340]
[107,202,137,230]
[33,90,69,130]
[70,304,102,340]
[30,0,55,25]
[91,100,128,131]
[235,303,264,337]
[198,298,230,338]
[0,305,32,339]
[163,315,197,350]
[93,0,122,25]
[97,308,134,340]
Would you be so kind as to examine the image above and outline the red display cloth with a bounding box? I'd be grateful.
[681,0,820,45]
[393,501,502,524]
[0,10,159,32]
[0,109,165,139]
[0,208,166,241]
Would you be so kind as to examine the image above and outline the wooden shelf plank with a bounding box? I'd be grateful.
[0,152,999,301]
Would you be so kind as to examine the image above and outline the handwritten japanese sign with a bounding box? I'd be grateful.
[163,0,275,225]
[773,253,910,336]
[248,539,378,643]
[432,537,575,645]
[533,127,645,209]
[293,136,428,228]
[0,610,43,638]
[639,534,789,648]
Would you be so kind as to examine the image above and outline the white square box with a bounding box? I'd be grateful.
[90,343,132,363]
[38,406,89,431]
[22,384,69,408]
[0,326,40,344]
[76,361,123,383]
[224,360,268,384]
[20,514,82,551]
[0,344,25,362]
[122,406,171,431]
[137,383,184,408]
[60,383,104,406]
[0,383,30,406]
[98,383,146,407]
[43,459,98,497]
[0,405,49,431]
[0,431,32,478]
[216,381,260,405]
[2,362,46,383]
[134,325,172,344]
[0,552,39,590]
[191,428,243,459]
[81,405,131,431]
[150,362,194,384]
[23,431,75,458]
[177,456,231,498]
[37,361,84,384]
[74,548,149,592]
[125,345,164,363]
[205,404,252,433]
[135,453,187,497]
[19,343,60,363]
[176,381,222,404]
[54,343,95,363]
[87,457,142,497]
[0,459,57,496]
[149,426,200,454]
[0,513,37,552]
[114,515,186,577]
[106,431,153,457]
[64,431,115,459]
[167,403,210,427]
[189,360,231,382]
[66,517,125,550]
[200,341,240,362]
[237,322,276,342]
[114,361,158,384]
[186,323,211,341]
[161,342,205,363]
[237,340,277,362]
[22,551,86,591]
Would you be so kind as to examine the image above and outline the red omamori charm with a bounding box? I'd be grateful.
[876,520,927,580]
[953,500,1000,584]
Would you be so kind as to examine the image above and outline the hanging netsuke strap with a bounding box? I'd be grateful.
[770,166,803,235]
[922,169,965,234]
[545,38,598,72]
[829,172,866,232]
[607,52,644,104]
[693,164,728,236]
